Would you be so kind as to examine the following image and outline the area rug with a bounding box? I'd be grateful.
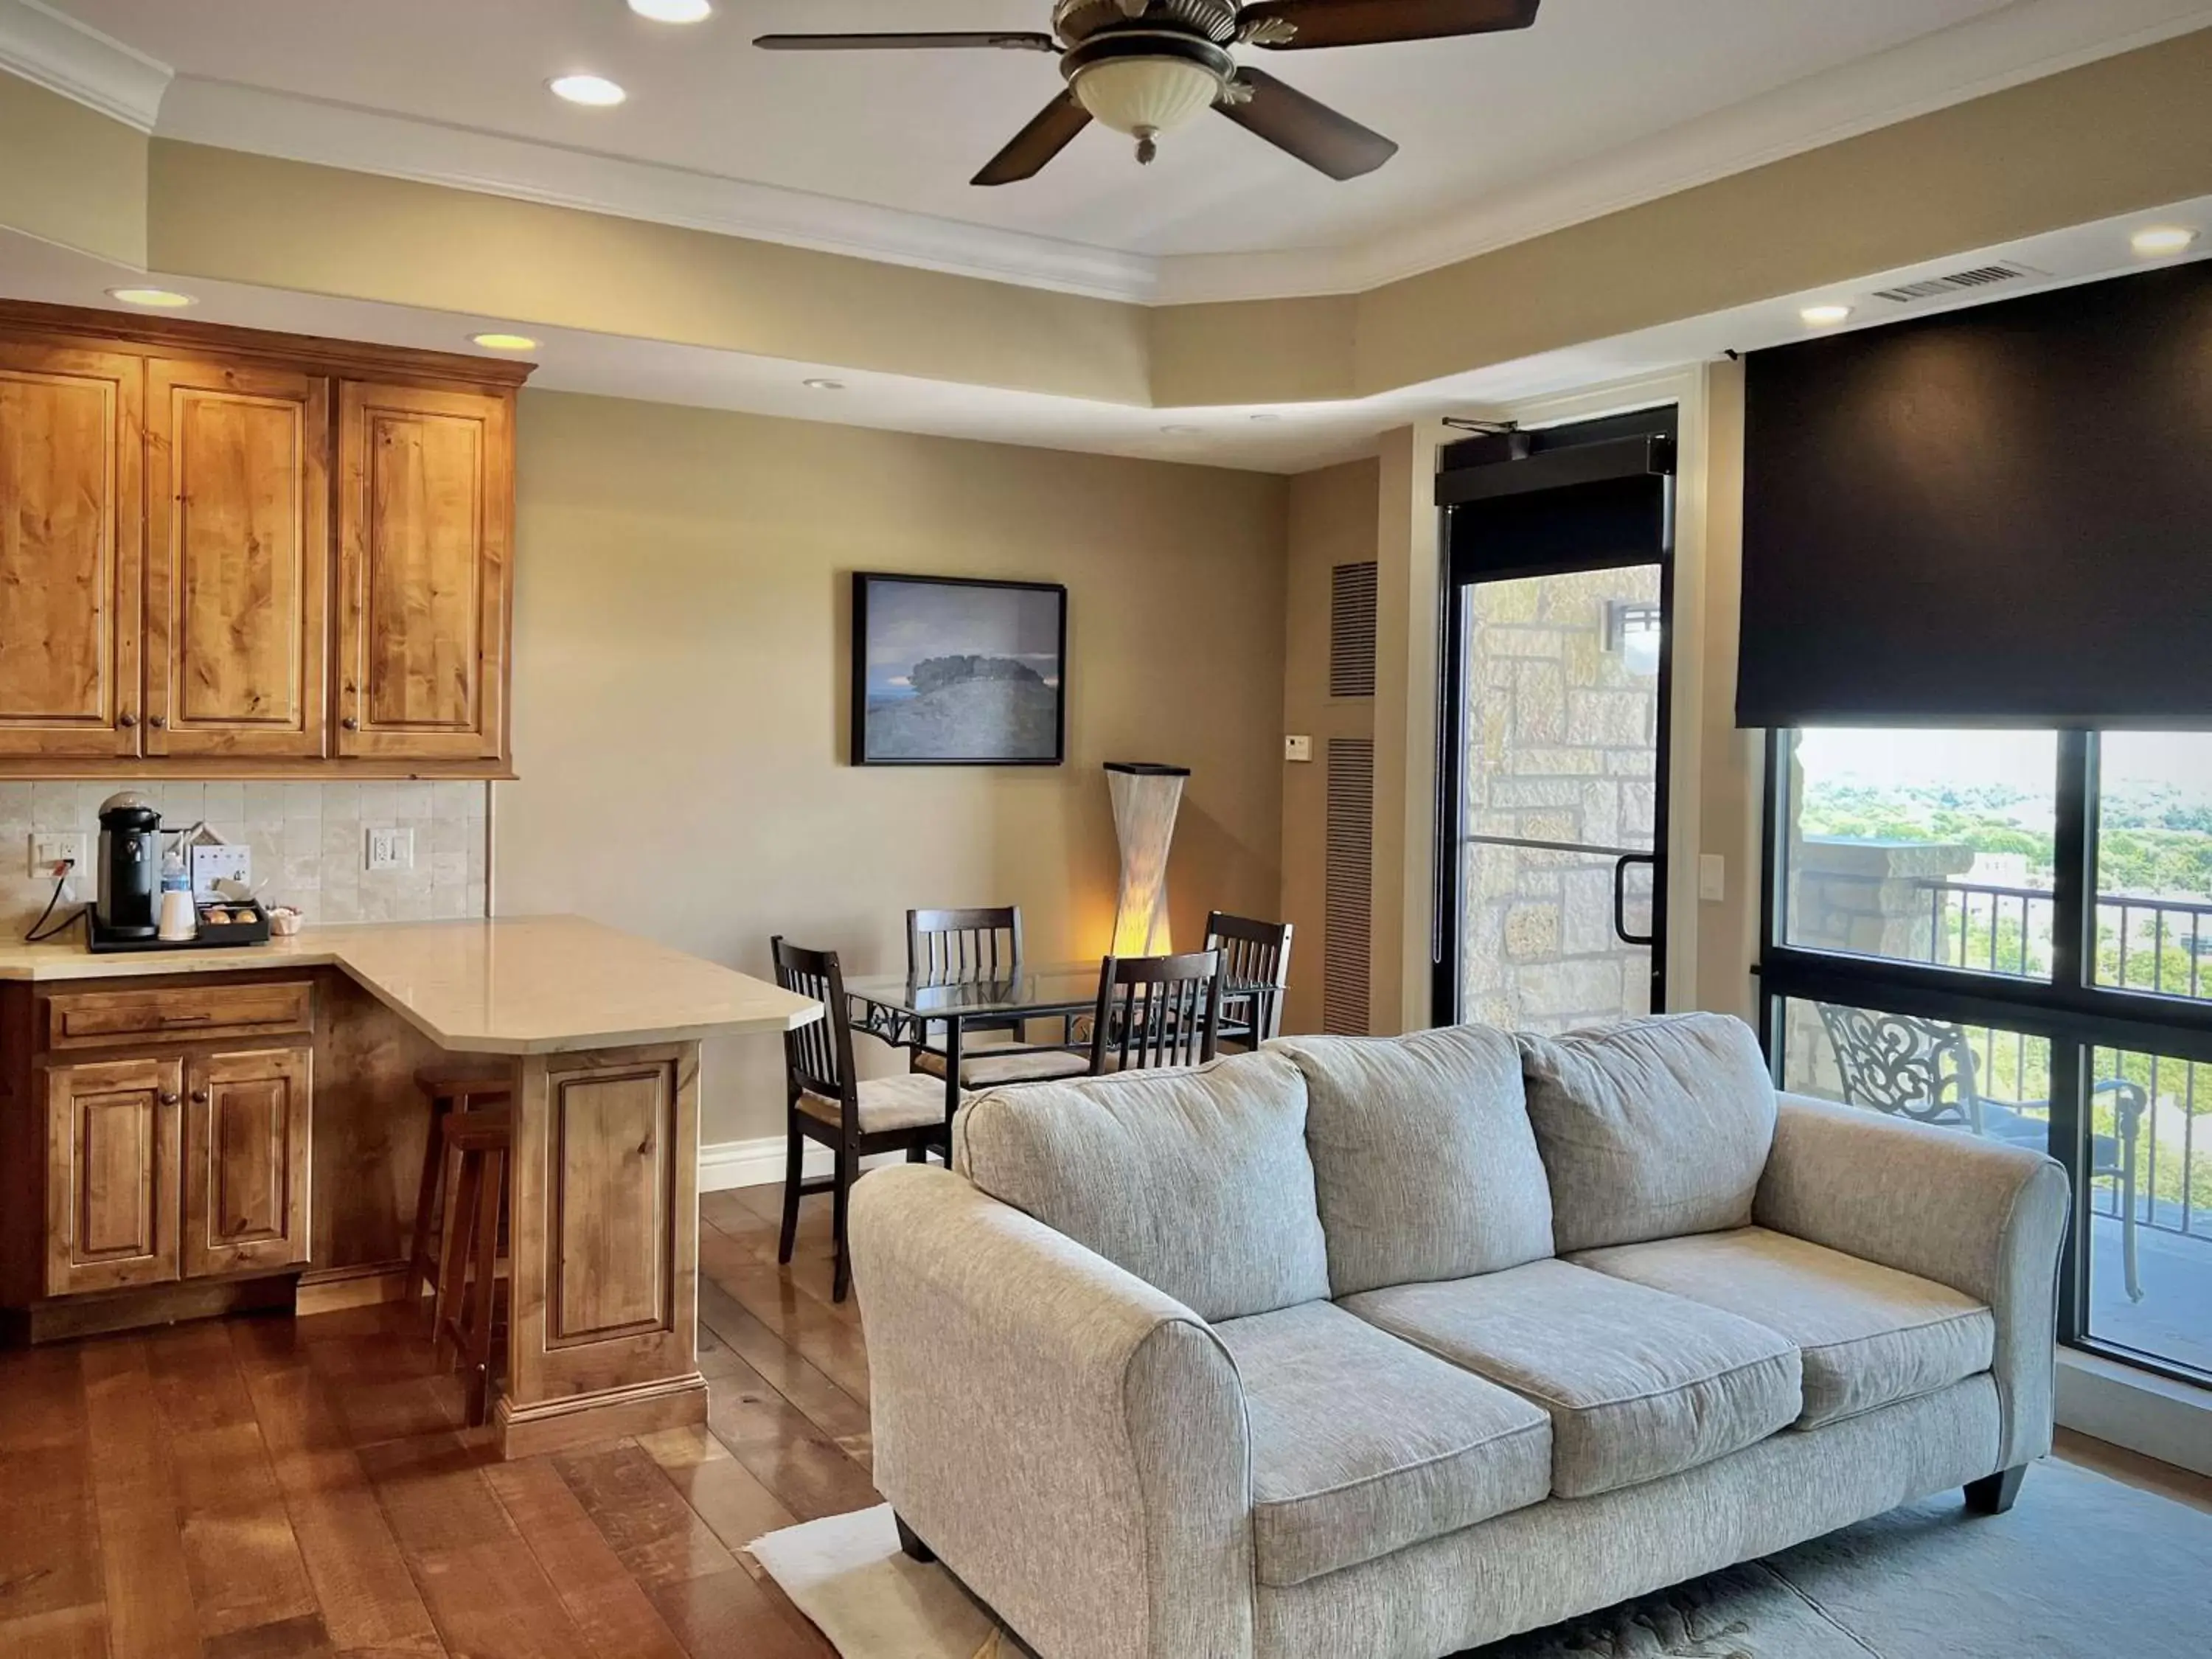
[747,1458,2211,1658]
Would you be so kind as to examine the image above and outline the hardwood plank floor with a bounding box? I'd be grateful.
[1,1178,2204,1658]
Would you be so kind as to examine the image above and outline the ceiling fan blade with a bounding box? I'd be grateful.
[1217,69,1397,180]
[754,32,1059,53]
[973,94,1094,187]
[1239,0,1539,49]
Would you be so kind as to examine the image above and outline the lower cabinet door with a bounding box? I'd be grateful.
[44,1057,184,1297]
[184,1046,313,1278]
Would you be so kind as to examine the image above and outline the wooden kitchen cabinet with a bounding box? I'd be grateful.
[183,1045,312,1277]
[336,381,511,760]
[0,302,528,778]
[0,339,144,759]
[145,358,330,759]
[43,1055,182,1297]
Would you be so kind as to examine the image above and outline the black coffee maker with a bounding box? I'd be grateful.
[94,791,162,940]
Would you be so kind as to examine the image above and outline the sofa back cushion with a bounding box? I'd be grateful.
[1271,1026,1553,1298]
[952,1051,1332,1323]
[1518,1013,1776,1253]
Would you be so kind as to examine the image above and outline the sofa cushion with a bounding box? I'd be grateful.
[1342,1259,1801,1498]
[1517,1013,1777,1253]
[952,1051,1331,1323]
[1211,1301,1551,1587]
[1270,1026,1553,1297]
[1569,1226,1996,1428]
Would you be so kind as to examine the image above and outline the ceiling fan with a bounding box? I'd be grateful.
[757,0,1540,185]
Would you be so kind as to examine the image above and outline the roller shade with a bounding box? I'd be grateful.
[1738,258,2212,728]
[1439,414,1677,579]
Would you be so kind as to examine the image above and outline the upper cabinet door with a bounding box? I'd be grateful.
[145,360,331,758]
[336,382,512,762]
[0,343,144,758]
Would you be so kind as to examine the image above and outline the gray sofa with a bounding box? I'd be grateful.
[849,1013,2069,1659]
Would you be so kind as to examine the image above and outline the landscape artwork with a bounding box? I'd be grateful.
[852,574,1067,765]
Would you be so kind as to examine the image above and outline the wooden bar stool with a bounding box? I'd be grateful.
[405,1060,516,1307]
[433,1106,511,1427]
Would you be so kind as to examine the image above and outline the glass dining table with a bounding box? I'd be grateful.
[842,959,1269,1116]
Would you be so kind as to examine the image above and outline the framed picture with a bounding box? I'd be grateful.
[851,573,1068,766]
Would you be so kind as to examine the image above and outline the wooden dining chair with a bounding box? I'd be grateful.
[1089,950,1223,1074]
[1204,912,1294,1050]
[905,905,1089,1091]
[772,937,959,1302]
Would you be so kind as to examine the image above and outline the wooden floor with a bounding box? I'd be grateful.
[2,1179,2206,1659]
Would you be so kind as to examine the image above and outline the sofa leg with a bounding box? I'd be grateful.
[1964,1465,2027,1514]
[894,1512,936,1564]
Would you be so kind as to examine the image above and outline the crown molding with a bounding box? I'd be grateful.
[0,0,170,131]
[153,77,1163,305]
[1150,0,2212,301]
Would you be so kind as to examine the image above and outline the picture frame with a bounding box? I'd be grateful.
[850,572,1068,767]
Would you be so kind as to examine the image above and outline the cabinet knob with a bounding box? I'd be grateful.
[341,717,359,731]
[189,1089,211,1105]
[158,1091,180,1107]
[148,715,166,729]
[118,712,136,728]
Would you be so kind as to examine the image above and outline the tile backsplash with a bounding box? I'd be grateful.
[0,781,490,939]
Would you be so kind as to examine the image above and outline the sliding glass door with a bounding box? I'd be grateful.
[1762,727,2212,1384]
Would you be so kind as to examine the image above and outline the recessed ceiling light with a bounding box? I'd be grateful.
[1160,424,1202,435]
[802,378,846,392]
[550,74,626,106]
[1800,303,1854,327]
[2132,226,2199,257]
[107,286,195,309]
[470,333,538,352]
[628,0,713,20]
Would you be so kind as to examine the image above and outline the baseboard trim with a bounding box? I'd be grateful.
[2056,1349,2212,1477]
[698,1135,903,1193]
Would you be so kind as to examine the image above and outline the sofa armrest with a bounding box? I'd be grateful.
[849,1164,1253,1659]
[1754,1091,2070,1467]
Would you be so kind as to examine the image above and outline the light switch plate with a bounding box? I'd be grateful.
[366,827,414,872]
[1699,853,1726,904]
[1284,734,1314,763]
[29,832,85,880]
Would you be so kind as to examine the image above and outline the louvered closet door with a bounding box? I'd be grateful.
[1324,738,1374,1036]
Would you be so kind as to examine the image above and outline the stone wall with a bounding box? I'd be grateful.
[1460,566,1660,1033]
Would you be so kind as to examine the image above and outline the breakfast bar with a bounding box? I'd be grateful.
[0,916,821,1458]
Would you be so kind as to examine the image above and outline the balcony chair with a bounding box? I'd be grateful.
[1815,1003,2145,1301]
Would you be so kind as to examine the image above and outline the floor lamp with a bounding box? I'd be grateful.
[1106,762,1190,956]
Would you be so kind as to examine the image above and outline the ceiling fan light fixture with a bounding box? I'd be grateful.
[1070,55,1225,160]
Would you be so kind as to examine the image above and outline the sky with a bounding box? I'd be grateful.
[862,580,1062,703]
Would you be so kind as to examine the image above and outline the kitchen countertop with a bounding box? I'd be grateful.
[0,916,822,1054]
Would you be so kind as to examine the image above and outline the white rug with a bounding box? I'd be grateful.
[748,1459,2212,1658]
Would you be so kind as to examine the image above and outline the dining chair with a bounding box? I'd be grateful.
[1089,950,1223,1074]
[771,936,959,1301]
[905,905,1090,1091]
[1204,911,1294,1050]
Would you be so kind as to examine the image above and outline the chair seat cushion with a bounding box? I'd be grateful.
[1341,1259,1802,1498]
[912,1046,1091,1087]
[798,1073,950,1135]
[1211,1301,1551,1587]
[1568,1226,1995,1428]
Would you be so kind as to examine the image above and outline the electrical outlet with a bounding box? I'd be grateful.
[1284,734,1314,762]
[365,827,414,872]
[29,832,85,881]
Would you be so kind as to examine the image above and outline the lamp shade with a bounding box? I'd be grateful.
[1106,762,1190,956]
[1071,56,1222,136]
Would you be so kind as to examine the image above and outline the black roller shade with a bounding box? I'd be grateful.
[1738,258,2212,728]
[1439,415,1676,580]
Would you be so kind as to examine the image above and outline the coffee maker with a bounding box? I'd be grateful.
[94,791,162,941]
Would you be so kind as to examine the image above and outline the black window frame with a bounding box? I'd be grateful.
[1759,726,2212,1388]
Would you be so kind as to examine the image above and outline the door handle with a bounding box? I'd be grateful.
[1613,854,1658,947]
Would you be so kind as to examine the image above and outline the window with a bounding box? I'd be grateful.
[1763,728,2212,1387]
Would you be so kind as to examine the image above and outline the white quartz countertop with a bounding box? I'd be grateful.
[0,916,822,1054]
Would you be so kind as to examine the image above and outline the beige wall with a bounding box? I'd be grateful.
[1279,458,1380,1037]
[0,72,147,265]
[495,391,1287,1145]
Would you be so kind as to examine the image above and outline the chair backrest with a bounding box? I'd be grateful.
[1814,1003,1980,1127]
[1091,950,1223,1074]
[771,936,859,1112]
[1204,911,1293,1043]
[907,906,1023,983]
